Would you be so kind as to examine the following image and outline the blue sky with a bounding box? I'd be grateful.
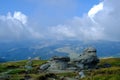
[0,0,99,15]
[0,0,120,42]
[0,0,100,26]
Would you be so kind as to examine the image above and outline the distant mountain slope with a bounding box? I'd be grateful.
[0,40,120,61]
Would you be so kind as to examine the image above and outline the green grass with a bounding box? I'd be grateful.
[0,58,119,80]
[82,58,120,80]
[0,60,47,74]
[98,58,120,67]
[81,74,120,80]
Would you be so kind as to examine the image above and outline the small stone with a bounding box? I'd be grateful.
[79,71,85,78]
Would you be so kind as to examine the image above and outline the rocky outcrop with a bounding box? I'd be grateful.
[40,47,99,71]
[72,47,99,69]
[48,56,70,70]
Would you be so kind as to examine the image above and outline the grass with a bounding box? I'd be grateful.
[82,58,120,80]
[81,74,120,80]
[98,58,120,67]
[0,58,119,80]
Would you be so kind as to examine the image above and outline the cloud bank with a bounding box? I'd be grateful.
[0,11,43,42]
[0,11,29,42]
[0,0,120,42]
[49,0,120,41]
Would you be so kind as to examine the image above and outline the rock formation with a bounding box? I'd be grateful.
[48,56,70,70]
[72,47,99,69]
[40,47,99,71]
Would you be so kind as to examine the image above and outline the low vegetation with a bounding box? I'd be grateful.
[0,58,120,80]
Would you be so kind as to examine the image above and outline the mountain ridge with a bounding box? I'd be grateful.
[0,40,120,61]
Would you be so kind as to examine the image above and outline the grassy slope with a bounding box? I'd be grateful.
[0,60,47,80]
[81,58,120,80]
[0,58,120,80]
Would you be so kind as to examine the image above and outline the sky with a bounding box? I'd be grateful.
[0,0,120,42]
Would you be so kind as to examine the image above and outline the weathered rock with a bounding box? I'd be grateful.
[72,47,99,69]
[50,56,70,62]
[40,47,99,72]
[40,63,50,70]
[66,67,78,71]
[48,56,70,70]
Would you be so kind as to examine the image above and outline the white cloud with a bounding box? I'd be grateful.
[88,2,103,20]
[48,0,120,41]
[0,0,120,42]
[13,11,27,25]
[93,0,120,41]
[0,11,46,42]
[51,25,76,38]
[50,15,105,41]
[0,11,30,41]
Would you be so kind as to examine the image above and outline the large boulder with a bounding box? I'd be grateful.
[40,56,70,71]
[48,56,70,70]
[72,47,99,69]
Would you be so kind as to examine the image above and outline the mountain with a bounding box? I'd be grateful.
[0,40,120,61]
